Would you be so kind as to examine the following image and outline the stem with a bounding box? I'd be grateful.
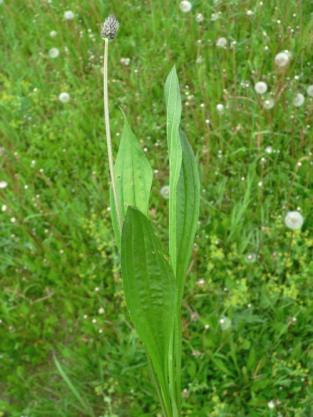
[103,38,122,232]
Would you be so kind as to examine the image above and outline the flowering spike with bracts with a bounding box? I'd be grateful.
[101,15,120,40]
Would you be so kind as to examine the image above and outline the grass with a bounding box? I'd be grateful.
[1,0,313,416]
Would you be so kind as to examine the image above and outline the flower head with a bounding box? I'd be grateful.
[0,180,8,189]
[59,92,70,103]
[275,50,291,67]
[101,15,120,40]
[293,93,305,107]
[180,1,192,12]
[284,211,304,230]
[254,81,268,94]
[160,185,170,199]
[64,10,75,20]
[307,85,313,97]
[49,47,60,58]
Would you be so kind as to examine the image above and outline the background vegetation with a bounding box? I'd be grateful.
[1,0,313,416]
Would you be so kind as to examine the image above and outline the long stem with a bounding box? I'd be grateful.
[103,38,122,231]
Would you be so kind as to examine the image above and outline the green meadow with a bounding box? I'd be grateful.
[1,0,313,416]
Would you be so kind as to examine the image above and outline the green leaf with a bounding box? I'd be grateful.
[164,66,182,272]
[110,116,153,248]
[176,130,200,299]
[121,207,176,414]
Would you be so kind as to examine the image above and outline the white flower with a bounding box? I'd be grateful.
[284,211,304,230]
[246,253,257,263]
[195,13,204,22]
[293,92,305,107]
[216,103,224,113]
[120,57,130,66]
[216,37,227,48]
[219,316,231,331]
[64,10,75,20]
[254,81,268,94]
[180,1,192,12]
[246,10,254,16]
[0,181,8,189]
[160,185,170,199]
[58,92,70,103]
[1,204,7,212]
[49,30,57,38]
[274,50,291,67]
[306,85,313,97]
[263,98,275,110]
[265,146,273,154]
[49,47,60,58]
[267,400,276,409]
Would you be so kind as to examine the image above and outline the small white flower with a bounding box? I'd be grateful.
[254,81,268,94]
[58,92,70,103]
[98,307,105,314]
[0,181,8,189]
[246,9,254,16]
[293,92,305,107]
[216,103,224,112]
[263,98,275,110]
[1,204,7,212]
[160,185,170,199]
[49,30,57,38]
[49,47,60,58]
[265,146,273,154]
[267,400,276,409]
[120,57,130,66]
[284,211,304,230]
[195,13,204,22]
[180,0,192,12]
[306,85,313,97]
[219,316,231,331]
[274,50,291,67]
[64,10,75,20]
[216,37,227,48]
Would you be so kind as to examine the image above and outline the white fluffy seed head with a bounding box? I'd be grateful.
[49,47,60,58]
[263,98,275,110]
[0,181,8,189]
[59,92,70,103]
[306,85,313,97]
[64,10,75,20]
[275,50,291,67]
[216,37,227,48]
[293,93,305,107]
[254,81,268,94]
[160,185,170,199]
[180,0,192,12]
[216,103,224,112]
[196,13,204,22]
[284,211,304,230]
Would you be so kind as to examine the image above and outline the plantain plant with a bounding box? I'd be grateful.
[102,16,200,417]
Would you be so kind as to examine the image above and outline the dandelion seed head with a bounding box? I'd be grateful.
[254,81,268,94]
[216,37,227,48]
[64,10,75,20]
[58,92,70,103]
[49,30,57,38]
[263,98,275,110]
[275,50,291,67]
[101,15,120,40]
[306,85,313,97]
[216,103,224,112]
[120,57,130,66]
[0,181,8,189]
[160,185,170,199]
[293,92,305,107]
[180,1,192,12]
[196,13,204,22]
[49,47,60,58]
[284,211,304,230]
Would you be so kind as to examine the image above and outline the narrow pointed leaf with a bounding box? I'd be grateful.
[176,130,200,299]
[110,117,153,247]
[164,66,182,272]
[121,207,176,411]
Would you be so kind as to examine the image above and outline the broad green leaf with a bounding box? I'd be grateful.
[121,207,176,414]
[176,130,200,299]
[164,66,182,272]
[110,117,153,247]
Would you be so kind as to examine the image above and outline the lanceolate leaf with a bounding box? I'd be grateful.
[164,66,182,272]
[121,207,176,413]
[176,130,200,299]
[110,117,153,247]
